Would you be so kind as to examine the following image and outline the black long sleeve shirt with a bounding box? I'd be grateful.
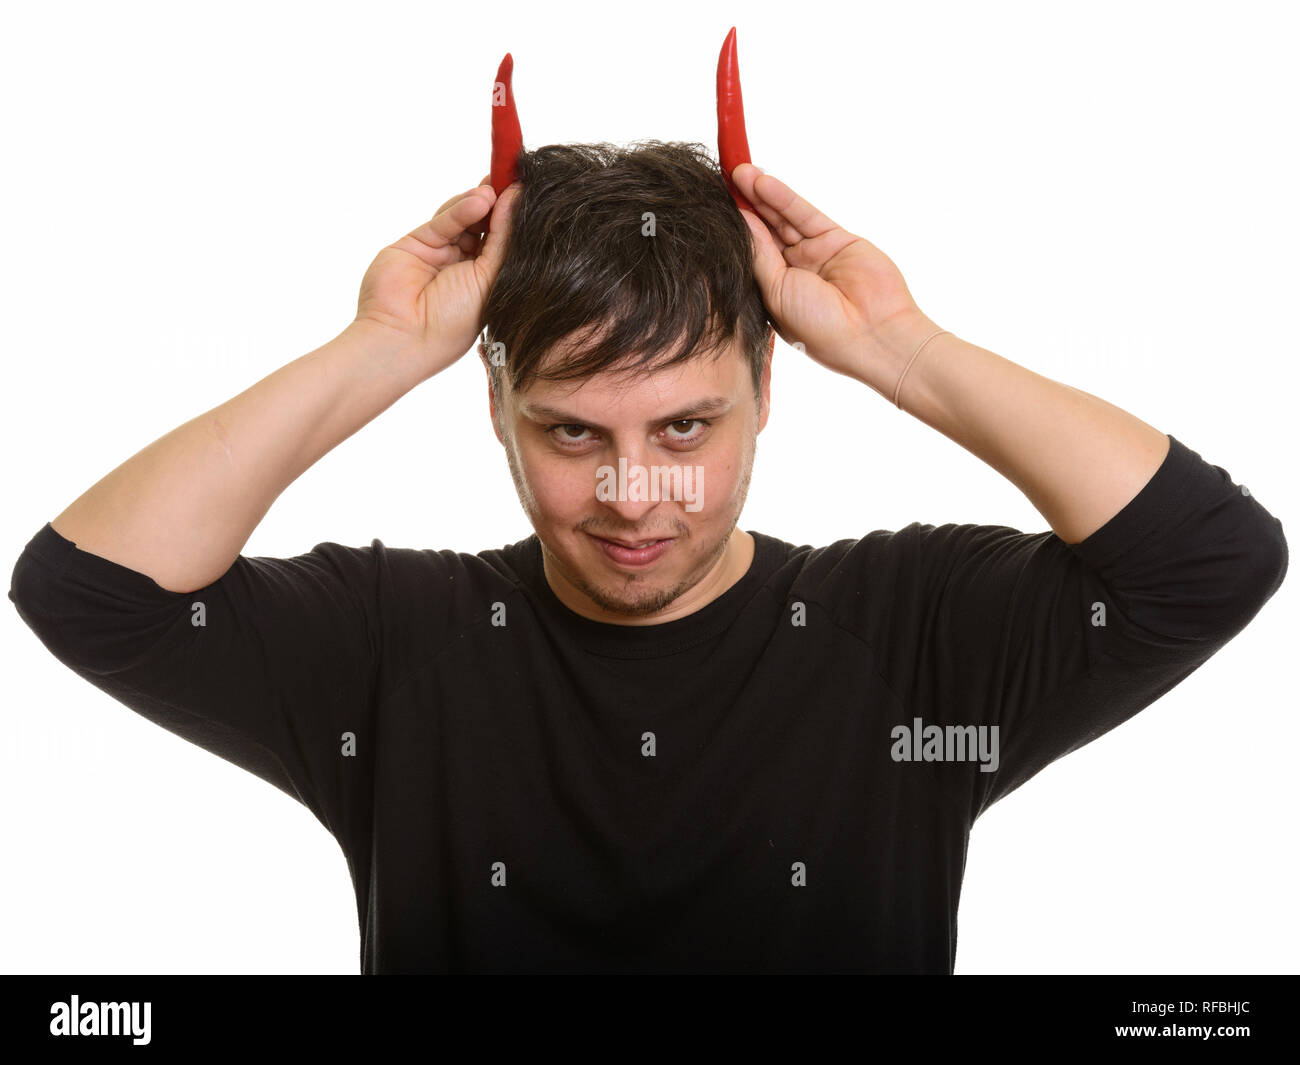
[8,434,1288,973]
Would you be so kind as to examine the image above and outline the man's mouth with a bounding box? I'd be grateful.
[587,533,675,566]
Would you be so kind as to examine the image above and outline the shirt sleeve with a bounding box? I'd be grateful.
[7,524,384,847]
[843,434,1288,823]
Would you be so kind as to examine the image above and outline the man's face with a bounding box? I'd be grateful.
[489,335,771,624]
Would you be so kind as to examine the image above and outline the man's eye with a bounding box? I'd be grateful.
[545,419,710,447]
[665,419,709,442]
[549,424,594,445]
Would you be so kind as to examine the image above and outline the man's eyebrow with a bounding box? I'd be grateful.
[520,396,734,429]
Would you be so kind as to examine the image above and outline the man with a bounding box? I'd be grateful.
[8,141,1287,973]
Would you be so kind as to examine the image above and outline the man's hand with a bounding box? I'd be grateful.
[730,162,929,392]
[731,162,1172,545]
[352,174,520,381]
[49,175,522,592]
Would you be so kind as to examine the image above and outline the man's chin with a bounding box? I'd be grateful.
[571,571,688,619]
[539,522,733,621]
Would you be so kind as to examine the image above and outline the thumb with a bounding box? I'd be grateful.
[476,182,520,284]
[742,208,787,317]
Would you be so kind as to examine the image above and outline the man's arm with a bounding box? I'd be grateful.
[733,162,1286,823]
[9,178,519,839]
[51,176,516,593]
[52,320,429,593]
[732,161,1171,543]
[858,310,1170,545]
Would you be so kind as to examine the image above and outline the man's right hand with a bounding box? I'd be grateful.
[351,174,520,380]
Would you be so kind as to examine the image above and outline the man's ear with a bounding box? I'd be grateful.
[757,329,774,433]
[484,363,505,446]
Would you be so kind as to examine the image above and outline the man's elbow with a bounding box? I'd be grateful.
[1218,507,1287,638]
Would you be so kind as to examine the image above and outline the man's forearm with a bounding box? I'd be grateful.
[863,310,1171,545]
[51,319,429,593]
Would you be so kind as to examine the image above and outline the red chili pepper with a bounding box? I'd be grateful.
[716,26,754,213]
[490,52,524,195]
[490,38,749,210]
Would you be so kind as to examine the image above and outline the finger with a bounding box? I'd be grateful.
[393,185,496,266]
[752,169,842,240]
[742,168,861,275]
[456,230,482,257]
[464,172,495,249]
[430,180,490,222]
[731,163,801,244]
[730,170,801,274]
[475,181,520,280]
[740,208,789,320]
[738,193,811,270]
[739,165,842,247]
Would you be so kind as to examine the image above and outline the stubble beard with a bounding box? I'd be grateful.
[504,424,758,620]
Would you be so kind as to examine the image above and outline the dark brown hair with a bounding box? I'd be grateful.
[479,140,772,403]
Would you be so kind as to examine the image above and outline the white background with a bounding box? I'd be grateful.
[2,0,1295,975]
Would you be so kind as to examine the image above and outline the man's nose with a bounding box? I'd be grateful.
[595,440,668,525]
